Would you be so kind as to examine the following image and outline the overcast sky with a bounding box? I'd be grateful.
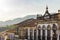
[0,0,60,21]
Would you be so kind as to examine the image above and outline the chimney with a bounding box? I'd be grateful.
[58,10,60,13]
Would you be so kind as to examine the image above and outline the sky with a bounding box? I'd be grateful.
[0,0,60,21]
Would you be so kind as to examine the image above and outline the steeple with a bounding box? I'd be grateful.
[45,5,49,14]
[44,5,50,16]
[46,5,48,9]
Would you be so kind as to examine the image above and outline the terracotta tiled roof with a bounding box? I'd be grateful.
[15,18,38,27]
[15,13,60,27]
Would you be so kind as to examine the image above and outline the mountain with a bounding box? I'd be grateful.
[0,15,37,27]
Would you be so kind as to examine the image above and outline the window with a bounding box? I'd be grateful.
[42,25,46,30]
[47,25,51,30]
[30,29,33,40]
[47,25,51,38]
[34,29,36,40]
[42,25,46,37]
[52,24,57,30]
[25,29,28,39]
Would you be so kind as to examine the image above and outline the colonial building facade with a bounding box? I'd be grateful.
[15,6,60,40]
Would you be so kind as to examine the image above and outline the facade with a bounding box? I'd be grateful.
[14,6,60,40]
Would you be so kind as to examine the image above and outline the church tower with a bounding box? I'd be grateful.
[43,6,51,19]
[44,6,50,16]
[37,6,51,20]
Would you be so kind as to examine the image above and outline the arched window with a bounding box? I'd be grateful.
[47,25,51,40]
[38,25,41,40]
[42,25,46,40]
[34,29,36,40]
[23,29,26,39]
[42,25,46,30]
[30,29,33,40]
[52,24,57,40]
[25,29,28,39]
[47,25,51,30]
[38,25,41,30]
[52,24,57,33]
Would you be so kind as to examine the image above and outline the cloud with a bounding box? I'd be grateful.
[0,0,60,21]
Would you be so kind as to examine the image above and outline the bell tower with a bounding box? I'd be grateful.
[44,6,51,19]
[44,6,50,16]
[37,6,51,20]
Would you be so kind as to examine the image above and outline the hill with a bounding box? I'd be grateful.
[0,15,36,27]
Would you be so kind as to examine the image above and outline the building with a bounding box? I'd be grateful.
[0,30,15,40]
[14,6,60,40]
